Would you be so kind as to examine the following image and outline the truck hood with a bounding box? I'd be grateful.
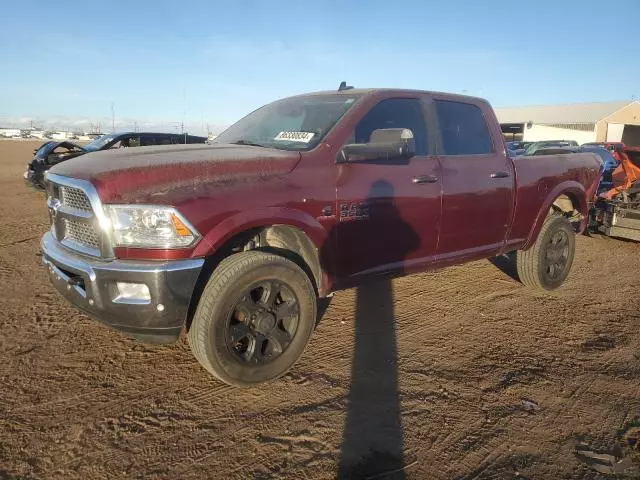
[49,143,302,203]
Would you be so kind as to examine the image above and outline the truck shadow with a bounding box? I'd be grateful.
[336,279,406,479]
[489,252,520,283]
[320,179,419,479]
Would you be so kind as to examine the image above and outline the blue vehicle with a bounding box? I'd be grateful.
[505,140,531,156]
[581,146,617,194]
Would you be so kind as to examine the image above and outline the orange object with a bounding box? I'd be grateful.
[600,150,640,200]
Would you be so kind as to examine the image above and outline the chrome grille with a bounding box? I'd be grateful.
[63,219,100,250]
[46,174,111,258]
[60,186,92,212]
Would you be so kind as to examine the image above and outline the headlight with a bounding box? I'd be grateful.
[104,205,199,248]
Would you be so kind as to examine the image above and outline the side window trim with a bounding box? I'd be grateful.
[418,94,439,157]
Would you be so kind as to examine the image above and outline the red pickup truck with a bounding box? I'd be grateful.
[41,87,602,386]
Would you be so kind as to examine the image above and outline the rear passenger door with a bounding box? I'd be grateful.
[434,99,514,260]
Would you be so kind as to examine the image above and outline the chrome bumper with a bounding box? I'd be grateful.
[41,231,204,343]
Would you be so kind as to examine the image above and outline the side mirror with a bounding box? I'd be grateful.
[341,128,416,163]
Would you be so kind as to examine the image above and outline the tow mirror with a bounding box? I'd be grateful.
[341,128,416,162]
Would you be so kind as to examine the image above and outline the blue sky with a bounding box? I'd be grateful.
[1,0,639,134]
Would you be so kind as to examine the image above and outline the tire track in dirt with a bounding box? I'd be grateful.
[2,141,640,479]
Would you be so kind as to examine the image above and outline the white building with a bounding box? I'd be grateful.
[0,128,22,138]
[29,130,46,139]
[51,131,71,140]
[495,100,640,145]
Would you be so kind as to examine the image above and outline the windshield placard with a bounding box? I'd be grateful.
[274,131,316,143]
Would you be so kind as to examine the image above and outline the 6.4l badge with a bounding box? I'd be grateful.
[339,201,370,222]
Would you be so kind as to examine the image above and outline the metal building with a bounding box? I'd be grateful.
[495,100,640,146]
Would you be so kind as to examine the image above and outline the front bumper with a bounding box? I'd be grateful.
[41,231,204,343]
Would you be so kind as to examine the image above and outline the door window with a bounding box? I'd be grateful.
[126,136,141,147]
[352,98,429,155]
[435,100,493,155]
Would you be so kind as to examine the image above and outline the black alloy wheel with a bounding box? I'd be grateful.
[542,229,570,281]
[226,280,299,364]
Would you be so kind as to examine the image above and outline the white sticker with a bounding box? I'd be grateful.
[274,131,316,143]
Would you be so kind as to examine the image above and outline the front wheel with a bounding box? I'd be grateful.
[516,213,576,291]
[188,251,317,386]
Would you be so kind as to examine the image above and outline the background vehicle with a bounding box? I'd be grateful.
[505,140,531,156]
[40,87,602,386]
[24,132,206,188]
[582,141,625,151]
[521,140,579,156]
[590,148,640,241]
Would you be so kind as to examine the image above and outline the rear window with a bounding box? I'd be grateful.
[435,100,494,155]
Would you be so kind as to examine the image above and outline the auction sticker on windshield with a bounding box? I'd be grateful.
[274,131,316,143]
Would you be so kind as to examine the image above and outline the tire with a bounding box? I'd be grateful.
[516,213,576,291]
[188,251,317,386]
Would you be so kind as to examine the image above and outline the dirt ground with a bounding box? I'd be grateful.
[1,140,640,480]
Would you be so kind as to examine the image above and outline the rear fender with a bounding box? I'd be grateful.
[523,181,587,250]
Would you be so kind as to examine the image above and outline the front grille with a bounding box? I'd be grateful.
[63,219,100,250]
[60,185,92,212]
[46,176,109,258]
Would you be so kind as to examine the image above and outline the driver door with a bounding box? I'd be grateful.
[334,96,442,281]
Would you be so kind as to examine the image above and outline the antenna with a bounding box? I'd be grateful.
[338,81,354,92]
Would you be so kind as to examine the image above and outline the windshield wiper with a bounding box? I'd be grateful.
[231,140,267,148]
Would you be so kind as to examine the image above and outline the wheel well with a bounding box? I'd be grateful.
[552,194,576,213]
[185,225,323,331]
[551,193,581,230]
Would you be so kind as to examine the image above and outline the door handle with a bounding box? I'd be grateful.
[412,175,439,184]
[490,171,510,179]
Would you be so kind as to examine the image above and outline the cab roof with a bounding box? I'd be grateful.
[287,88,490,105]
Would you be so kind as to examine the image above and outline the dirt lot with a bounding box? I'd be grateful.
[1,140,640,479]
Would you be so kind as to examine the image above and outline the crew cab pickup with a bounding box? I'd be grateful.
[40,87,602,386]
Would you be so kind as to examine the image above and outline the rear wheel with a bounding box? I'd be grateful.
[516,213,575,291]
[188,251,317,386]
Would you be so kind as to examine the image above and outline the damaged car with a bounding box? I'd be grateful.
[24,132,207,189]
[590,146,640,241]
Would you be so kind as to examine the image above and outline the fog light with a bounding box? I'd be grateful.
[114,282,151,304]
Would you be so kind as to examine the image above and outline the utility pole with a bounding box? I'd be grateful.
[183,86,187,142]
[111,102,115,132]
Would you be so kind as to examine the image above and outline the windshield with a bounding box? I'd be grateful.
[213,94,361,151]
[83,134,117,152]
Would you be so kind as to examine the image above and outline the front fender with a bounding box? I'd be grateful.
[192,207,329,258]
[523,181,587,250]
